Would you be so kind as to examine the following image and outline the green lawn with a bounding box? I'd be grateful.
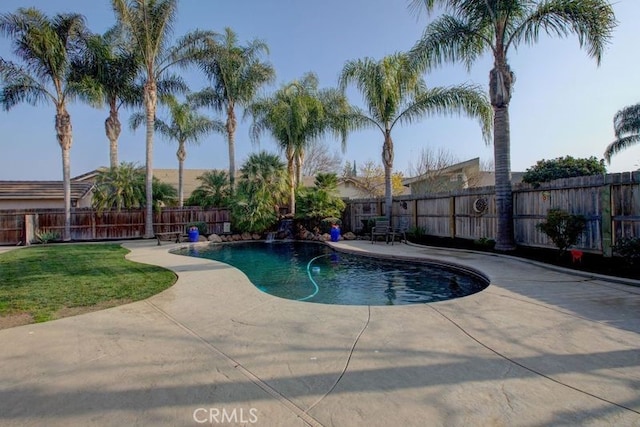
[0,244,176,324]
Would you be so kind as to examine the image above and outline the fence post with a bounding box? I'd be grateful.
[600,184,612,257]
[24,214,37,246]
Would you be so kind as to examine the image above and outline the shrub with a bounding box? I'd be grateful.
[473,237,496,249]
[34,230,60,245]
[320,217,342,234]
[537,209,586,256]
[612,237,640,266]
[408,225,426,239]
[522,156,606,187]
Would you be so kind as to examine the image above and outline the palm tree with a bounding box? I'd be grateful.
[92,162,145,212]
[604,103,640,163]
[232,151,288,233]
[186,170,231,208]
[111,0,214,238]
[0,8,89,241]
[92,161,176,212]
[250,72,350,215]
[131,95,224,207]
[70,27,141,169]
[296,172,346,222]
[191,27,275,192]
[339,52,492,220]
[409,0,616,250]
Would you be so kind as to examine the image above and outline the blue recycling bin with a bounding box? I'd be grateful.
[330,225,340,242]
[188,228,199,242]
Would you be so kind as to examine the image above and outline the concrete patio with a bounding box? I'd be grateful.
[0,239,639,426]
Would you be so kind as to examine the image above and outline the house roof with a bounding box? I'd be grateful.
[0,181,94,200]
[402,157,481,186]
[72,168,107,182]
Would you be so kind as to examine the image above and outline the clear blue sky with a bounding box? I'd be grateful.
[1,0,639,181]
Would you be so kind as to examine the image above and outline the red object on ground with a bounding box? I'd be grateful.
[570,249,583,264]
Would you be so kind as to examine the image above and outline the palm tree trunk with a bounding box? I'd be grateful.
[382,130,394,219]
[287,150,296,215]
[493,105,515,250]
[295,151,304,188]
[144,80,157,239]
[56,106,73,241]
[490,62,516,251]
[177,141,186,208]
[105,99,121,169]
[227,104,237,193]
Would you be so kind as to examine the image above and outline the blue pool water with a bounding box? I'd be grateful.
[173,241,488,306]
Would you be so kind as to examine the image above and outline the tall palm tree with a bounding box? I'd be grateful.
[191,27,275,193]
[70,27,141,169]
[131,95,225,206]
[250,72,350,215]
[339,52,492,220]
[409,0,616,250]
[0,8,89,241]
[604,103,640,163]
[111,0,214,238]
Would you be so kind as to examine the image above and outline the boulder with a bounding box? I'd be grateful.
[208,234,223,243]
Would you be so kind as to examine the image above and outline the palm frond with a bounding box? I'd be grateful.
[128,111,145,130]
[511,0,616,64]
[396,84,492,143]
[410,14,487,71]
[604,134,640,164]
[188,86,225,112]
[613,103,640,138]
[0,58,52,109]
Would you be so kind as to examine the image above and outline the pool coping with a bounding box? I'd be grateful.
[0,238,639,426]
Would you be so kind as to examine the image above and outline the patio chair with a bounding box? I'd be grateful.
[371,219,394,244]
[392,216,410,245]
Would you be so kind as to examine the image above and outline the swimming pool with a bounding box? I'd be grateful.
[173,241,489,306]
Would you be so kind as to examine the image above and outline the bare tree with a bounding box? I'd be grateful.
[301,139,343,176]
[408,147,458,177]
[355,160,404,198]
[406,148,460,194]
[406,148,494,194]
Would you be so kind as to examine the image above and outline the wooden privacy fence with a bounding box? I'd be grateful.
[0,207,230,245]
[343,172,640,256]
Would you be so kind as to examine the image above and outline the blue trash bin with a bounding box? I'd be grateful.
[188,228,199,242]
[330,225,340,242]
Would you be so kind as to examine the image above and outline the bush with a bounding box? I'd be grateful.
[34,230,60,245]
[320,217,342,234]
[473,237,496,249]
[537,209,586,255]
[612,237,640,266]
[522,156,606,187]
[408,225,426,239]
